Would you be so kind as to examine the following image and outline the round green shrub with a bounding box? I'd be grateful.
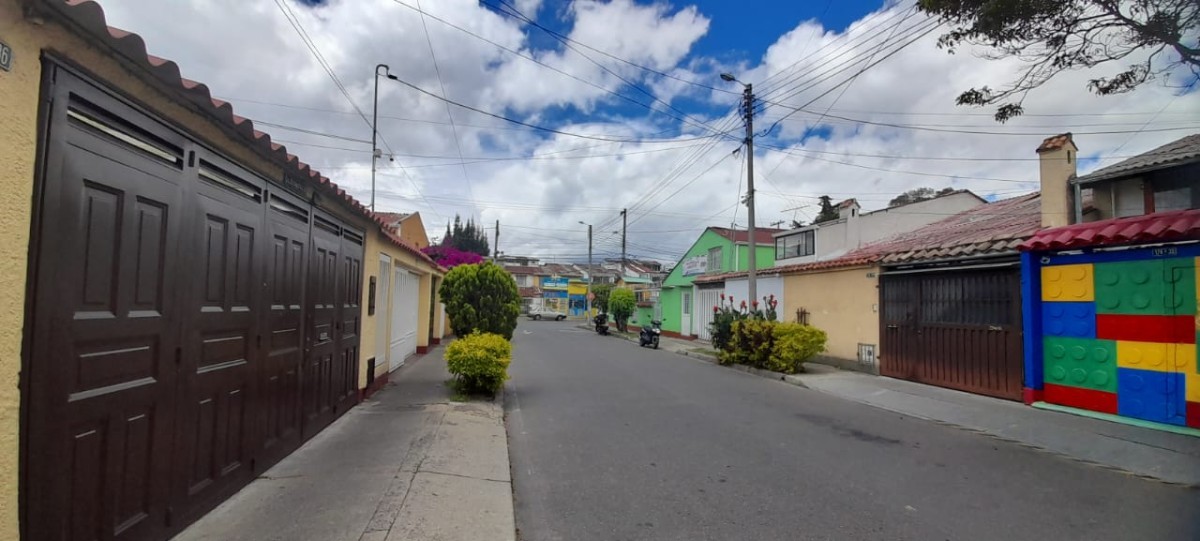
[608,288,635,332]
[440,261,521,340]
[444,332,512,396]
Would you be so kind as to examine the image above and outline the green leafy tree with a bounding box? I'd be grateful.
[441,215,491,257]
[608,288,636,333]
[592,283,613,313]
[814,195,839,223]
[440,262,521,340]
[887,187,956,207]
[918,0,1200,122]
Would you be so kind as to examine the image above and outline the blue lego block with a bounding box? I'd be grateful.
[1042,302,1096,339]
[1117,368,1186,426]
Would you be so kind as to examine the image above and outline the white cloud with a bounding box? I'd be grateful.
[96,0,1199,263]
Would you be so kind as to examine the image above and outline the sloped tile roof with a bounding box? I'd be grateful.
[43,0,442,271]
[1037,133,1075,153]
[1075,133,1200,184]
[1021,208,1200,251]
[518,287,542,298]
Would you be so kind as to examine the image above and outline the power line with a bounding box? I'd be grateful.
[271,0,442,221]
[386,70,732,143]
[759,17,943,136]
[413,0,479,217]
[757,143,1037,184]
[486,0,728,137]
[388,0,729,137]
[488,0,740,96]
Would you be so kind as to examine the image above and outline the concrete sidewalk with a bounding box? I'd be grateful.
[605,327,1200,486]
[172,346,515,541]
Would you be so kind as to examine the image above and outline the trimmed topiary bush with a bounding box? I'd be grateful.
[440,261,521,340]
[608,288,635,333]
[444,332,512,395]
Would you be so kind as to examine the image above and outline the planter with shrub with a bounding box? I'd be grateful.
[444,332,512,396]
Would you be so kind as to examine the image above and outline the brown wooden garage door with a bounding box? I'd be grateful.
[879,265,1024,400]
[23,62,364,541]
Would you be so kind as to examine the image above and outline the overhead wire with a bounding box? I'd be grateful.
[388,0,731,137]
[413,0,479,217]
[271,0,442,220]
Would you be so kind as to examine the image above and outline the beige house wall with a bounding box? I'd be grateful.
[781,265,880,363]
[358,227,441,390]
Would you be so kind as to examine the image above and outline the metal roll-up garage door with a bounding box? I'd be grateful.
[23,62,364,541]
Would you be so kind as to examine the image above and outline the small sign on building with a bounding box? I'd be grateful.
[0,40,13,72]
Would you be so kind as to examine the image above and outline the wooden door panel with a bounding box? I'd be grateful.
[172,163,264,520]
[30,114,185,541]
[303,219,340,438]
[259,192,309,466]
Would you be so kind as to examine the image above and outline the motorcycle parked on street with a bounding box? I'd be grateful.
[593,313,610,335]
[638,319,662,349]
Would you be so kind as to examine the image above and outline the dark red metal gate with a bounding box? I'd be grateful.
[879,265,1024,400]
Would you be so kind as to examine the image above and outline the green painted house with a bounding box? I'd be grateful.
[658,227,782,336]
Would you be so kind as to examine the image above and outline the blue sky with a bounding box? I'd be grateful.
[98,0,1199,260]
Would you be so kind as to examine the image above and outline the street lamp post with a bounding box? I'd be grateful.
[721,73,758,305]
[579,221,592,317]
[371,64,398,212]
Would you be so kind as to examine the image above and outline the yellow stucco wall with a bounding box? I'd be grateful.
[398,213,430,249]
[358,227,441,389]
[0,5,391,536]
[781,265,880,362]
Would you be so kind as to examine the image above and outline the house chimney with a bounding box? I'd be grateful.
[837,198,860,220]
[1036,133,1078,228]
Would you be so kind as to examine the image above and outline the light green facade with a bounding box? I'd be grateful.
[658,229,777,334]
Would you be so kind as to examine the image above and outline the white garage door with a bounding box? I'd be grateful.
[390,268,420,371]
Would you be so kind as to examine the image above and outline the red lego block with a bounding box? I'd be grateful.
[1095,314,1195,344]
[1044,383,1119,414]
[1188,402,1200,429]
[1023,387,1044,405]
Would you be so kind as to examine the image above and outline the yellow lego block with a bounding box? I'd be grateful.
[1117,340,1171,371]
[1182,344,1200,402]
[1042,264,1095,302]
[1116,342,1196,374]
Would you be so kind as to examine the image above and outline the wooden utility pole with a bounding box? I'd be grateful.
[494,220,499,259]
[620,208,627,277]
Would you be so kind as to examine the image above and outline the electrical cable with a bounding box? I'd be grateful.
[413,0,479,216]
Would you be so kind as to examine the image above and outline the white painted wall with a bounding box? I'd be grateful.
[774,192,985,266]
[722,276,785,312]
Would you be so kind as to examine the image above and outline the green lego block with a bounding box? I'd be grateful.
[1043,336,1118,393]
[1094,259,1196,316]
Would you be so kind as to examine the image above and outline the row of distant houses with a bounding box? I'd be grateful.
[497,257,667,321]
[649,132,1200,431]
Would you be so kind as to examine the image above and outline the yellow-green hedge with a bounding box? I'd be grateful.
[445,332,512,395]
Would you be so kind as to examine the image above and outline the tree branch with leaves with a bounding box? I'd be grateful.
[918,0,1199,122]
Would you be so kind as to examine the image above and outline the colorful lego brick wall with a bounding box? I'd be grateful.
[1037,256,1198,427]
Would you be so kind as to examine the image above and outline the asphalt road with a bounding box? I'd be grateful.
[505,320,1200,541]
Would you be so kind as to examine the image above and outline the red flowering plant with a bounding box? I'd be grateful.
[711,293,779,353]
[421,245,484,268]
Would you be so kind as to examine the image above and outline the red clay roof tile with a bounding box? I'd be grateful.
[1021,209,1200,251]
